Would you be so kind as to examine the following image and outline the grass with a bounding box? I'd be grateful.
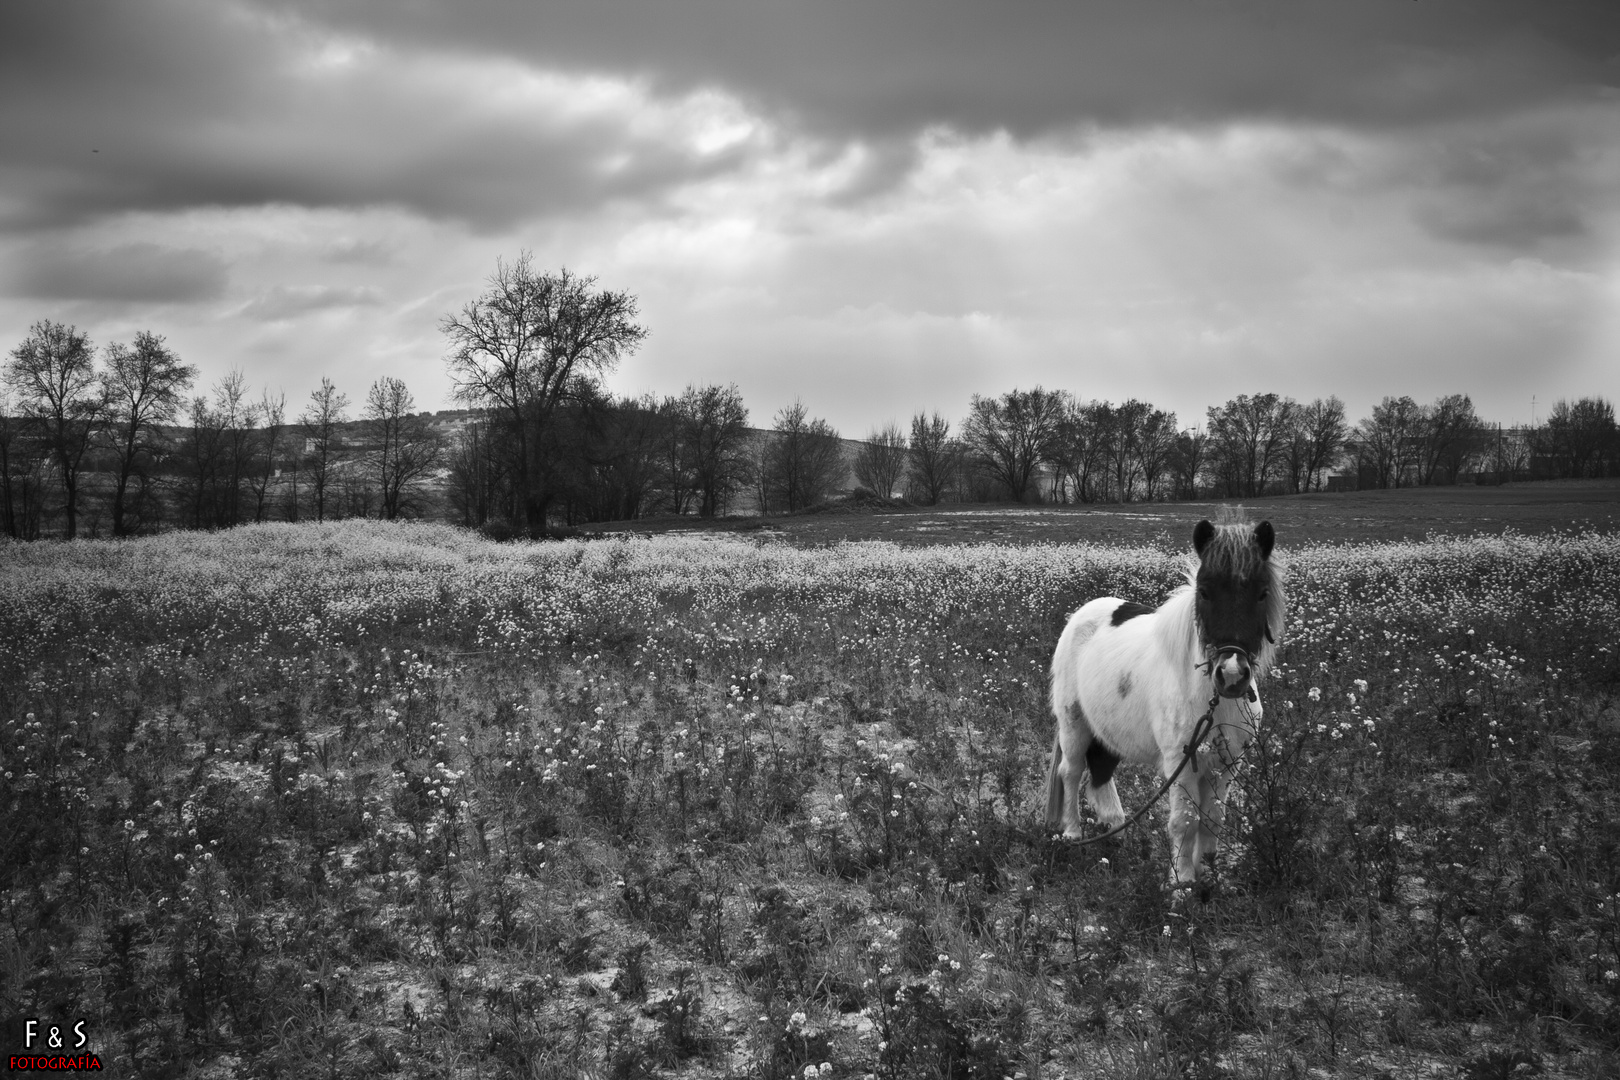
[1,503,1618,1078]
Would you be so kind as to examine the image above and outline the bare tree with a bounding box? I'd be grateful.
[0,390,48,539]
[655,396,696,515]
[1483,422,1532,480]
[853,421,908,498]
[1080,402,1121,501]
[1137,407,1179,501]
[590,395,670,522]
[1206,393,1296,497]
[963,386,1067,502]
[761,400,844,511]
[5,320,103,538]
[543,390,670,525]
[676,384,752,518]
[1416,394,1482,485]
[442,253,648,532]
[447,414,509,526]
[246,390,287,522]
[1356,395,1423,489]
[99,331,196,535]
[341,469,377,519]
[1099,399,1157,502]
[906,411,959,505]
[1543,397,1616,478]
[1169,428,1208,500]
[364,377,442,520]
[173,371,255,529]
[177,393,227,528]
[1295,396,1348,492]
[300,377,349,521]
[1051,400,1109,503]
[749,432,773,514]
[1095,401,1134,502]
[1281,419,1313,495]
[1047,404,1082,503]
[213,370,254,526]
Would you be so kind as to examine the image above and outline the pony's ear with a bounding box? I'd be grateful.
[1254,521,1275,560]
[1193,519,1215,556]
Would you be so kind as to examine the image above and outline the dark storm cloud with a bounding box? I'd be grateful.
[4,0,1617,236]
[9,242,228,303]
[272,0,1620,134]
[1417,185,1587,250]
[0,0,762,232]
[1364,106,1614,255]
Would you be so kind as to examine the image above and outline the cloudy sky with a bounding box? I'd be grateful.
[3,0,1617,434]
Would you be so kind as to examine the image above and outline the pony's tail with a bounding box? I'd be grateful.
[1044,733,1064,831]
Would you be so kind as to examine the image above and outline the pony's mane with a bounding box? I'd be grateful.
[1154,584,1200,668]
[1174,514,1288,675]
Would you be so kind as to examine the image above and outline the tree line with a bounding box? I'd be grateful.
[2,322,442,539]
[435,255,1620,527]
[872,387,1616,506]
[6,256,1618,538]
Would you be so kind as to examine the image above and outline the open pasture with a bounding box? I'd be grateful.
[2,520,1619,1078]
[612,478,1620,548]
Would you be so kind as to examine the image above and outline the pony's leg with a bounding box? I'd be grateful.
[1197,715,1256,871]
[1044,733,1066,833]
[1084,740,1126,829]
[1166,763,1201,885]
[1193,766,1224,874]
[1052,705,1092,838]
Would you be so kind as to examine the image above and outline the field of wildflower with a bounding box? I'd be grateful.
[2,519,1618,1078]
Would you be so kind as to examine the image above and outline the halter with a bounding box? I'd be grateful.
[1191,601,1273,682]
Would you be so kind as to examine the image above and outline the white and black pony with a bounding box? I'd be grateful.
[1045,517,1285,884]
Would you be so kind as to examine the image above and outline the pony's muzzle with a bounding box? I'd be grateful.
[1213,652,1252,699]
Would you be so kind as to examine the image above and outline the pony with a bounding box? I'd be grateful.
[1044,516,1285,884]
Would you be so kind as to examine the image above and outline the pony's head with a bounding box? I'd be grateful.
[1191,516,1285,699]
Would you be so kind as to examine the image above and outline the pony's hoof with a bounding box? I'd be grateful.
[1168,868,1209,893]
